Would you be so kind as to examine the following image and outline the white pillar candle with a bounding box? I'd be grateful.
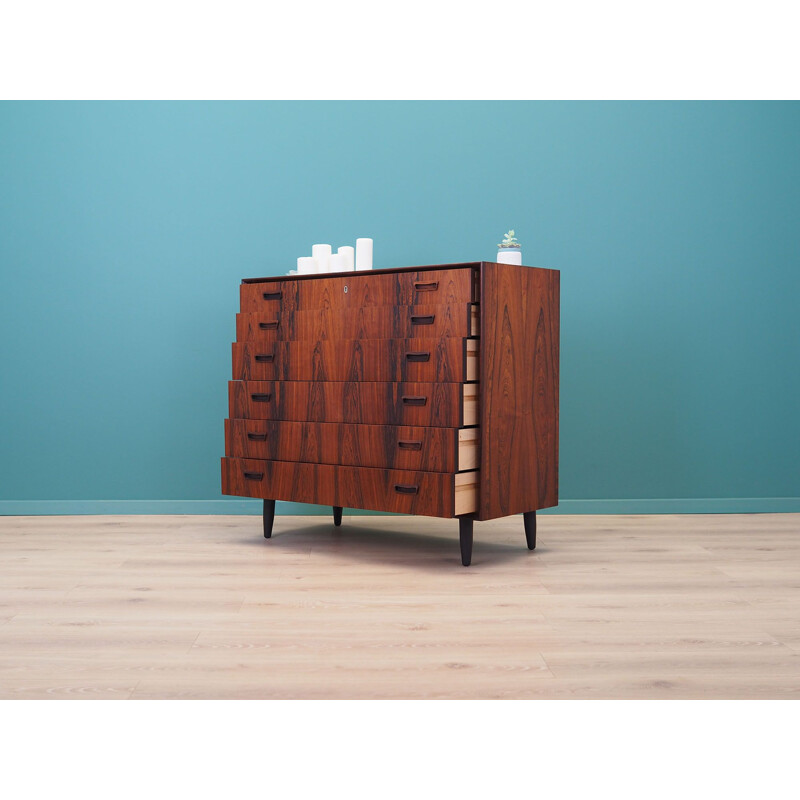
[328,253,345,272]
[297,256,317,274]
[312,243,332,273]
[337,246,355,270]
[355,238,373,271]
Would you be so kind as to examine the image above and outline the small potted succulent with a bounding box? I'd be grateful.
[497,229,522,265]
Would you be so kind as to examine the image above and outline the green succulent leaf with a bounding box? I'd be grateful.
[499,229,520,247]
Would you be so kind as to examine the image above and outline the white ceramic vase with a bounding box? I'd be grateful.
[497,246,522,265]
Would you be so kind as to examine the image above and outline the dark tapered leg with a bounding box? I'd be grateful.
[523,510,536,550]
[333,506,343,526]
[263,499,276,539]
[459,517,473,567]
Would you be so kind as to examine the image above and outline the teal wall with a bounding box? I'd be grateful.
[1,102,798,515]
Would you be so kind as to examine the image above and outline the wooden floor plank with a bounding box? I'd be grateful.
[1,512,799,699]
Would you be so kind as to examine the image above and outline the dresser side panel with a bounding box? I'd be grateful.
[478,263,559,519]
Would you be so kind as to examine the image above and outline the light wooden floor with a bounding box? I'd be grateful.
[1,513,799,699]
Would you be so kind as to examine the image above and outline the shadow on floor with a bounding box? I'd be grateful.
[234,517,538,570]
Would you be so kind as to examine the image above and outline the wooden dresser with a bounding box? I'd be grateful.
[221,261,559,565]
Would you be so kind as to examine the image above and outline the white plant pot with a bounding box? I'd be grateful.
[497,247,522,265]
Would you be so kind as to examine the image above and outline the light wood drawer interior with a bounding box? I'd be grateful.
[463,383,479,426]
[454,471,479,516]
[458,427,480,471]
[466,339,478,381]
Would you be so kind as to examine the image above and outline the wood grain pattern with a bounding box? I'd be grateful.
[479,262,559,520]
[235,304,478,342]
[223,262,561,534]
[228,380,477,428]
[240,267,477,313]
[232,337,477,383]
[224,419,478,473]
[221,457,477,517]
[3,513,799,699]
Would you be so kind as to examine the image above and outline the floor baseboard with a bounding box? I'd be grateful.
[1,498,799,515]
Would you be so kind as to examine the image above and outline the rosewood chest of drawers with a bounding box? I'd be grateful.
[221,261,559,565]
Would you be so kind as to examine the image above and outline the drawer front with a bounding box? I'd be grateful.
[225,420,478,473]
[221,457,478,517]
[229,381,478,427]
[232,337,478,383]
[236,304,478,342]
[240,281,286,312]
[240,268,478,313]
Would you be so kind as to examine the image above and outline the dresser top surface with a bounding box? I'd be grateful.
[241,261,555,284]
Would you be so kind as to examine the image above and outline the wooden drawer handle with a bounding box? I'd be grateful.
[262,291,282,300]
[398,440,422,451]
[247,432,268,441]
[402,395,427,406]
[411,314,435,325]
[250,393,272,402]
[243,471,264,481]
[405,352,430,362]
[414,281,439,292]
[259,321,279,330]
[254,353,275,363]
[394,484,419,494]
